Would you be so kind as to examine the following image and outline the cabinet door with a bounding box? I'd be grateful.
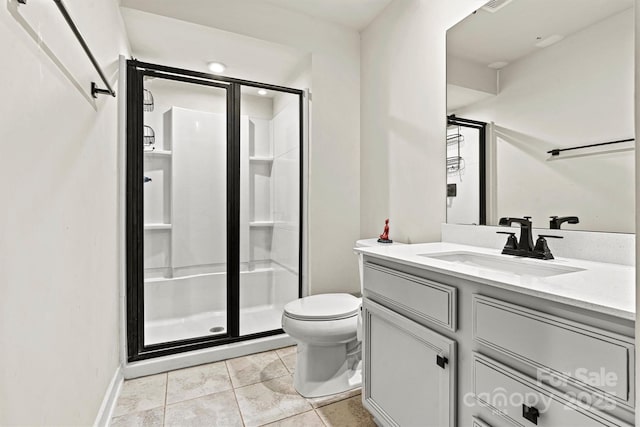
[363,299,456,427]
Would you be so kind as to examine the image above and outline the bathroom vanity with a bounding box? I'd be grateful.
[356,242,635,427]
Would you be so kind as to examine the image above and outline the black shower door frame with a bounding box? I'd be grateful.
[447,114,487,225]
[126,59,304,362]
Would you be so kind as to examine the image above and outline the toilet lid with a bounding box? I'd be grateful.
[284,293,361,321]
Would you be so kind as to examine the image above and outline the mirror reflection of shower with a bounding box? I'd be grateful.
[446,116,486,226]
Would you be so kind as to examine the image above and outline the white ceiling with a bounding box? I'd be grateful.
[263,0,393,31]
[119,0,392,87]
[121,7,310,86]
[121,0,392,32]
[448,0,633,67]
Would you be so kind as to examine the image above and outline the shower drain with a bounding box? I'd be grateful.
[209,326,225,333]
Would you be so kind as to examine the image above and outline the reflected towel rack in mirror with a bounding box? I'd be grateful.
[547,138,635,159]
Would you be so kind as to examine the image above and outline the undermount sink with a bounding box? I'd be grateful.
[417,251,585,277]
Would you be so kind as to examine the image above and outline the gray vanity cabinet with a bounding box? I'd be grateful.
[362,263,457,427]
[360,256,635,427]
[363,299,456,427]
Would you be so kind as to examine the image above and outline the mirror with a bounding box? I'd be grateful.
[446,0,635,233]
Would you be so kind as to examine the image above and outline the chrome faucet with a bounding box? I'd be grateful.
[497,216,563,260]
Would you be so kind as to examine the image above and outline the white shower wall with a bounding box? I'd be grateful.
[170,107,227,269]
[271,97,301,273]
[268,96,301,311]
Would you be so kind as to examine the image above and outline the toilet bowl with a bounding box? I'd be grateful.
[282,293,362,397]
[281,239,403,398]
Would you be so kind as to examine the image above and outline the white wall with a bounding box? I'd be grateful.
[361,0,487,244]
[0,0,128,425]
[447,54,497,95]
[455,9,634,232]
[121,0,361,294]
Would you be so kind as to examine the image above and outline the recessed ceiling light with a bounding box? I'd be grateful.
[258,89,268,96]
[207,62,226,73]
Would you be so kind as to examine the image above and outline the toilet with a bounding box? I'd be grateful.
[281,293,362,397]
[281,238,402,398]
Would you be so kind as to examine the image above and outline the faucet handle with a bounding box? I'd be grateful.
[497,231,518,250]
[533,235,563,260]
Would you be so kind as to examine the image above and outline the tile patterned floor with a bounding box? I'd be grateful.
[111,346,376,427]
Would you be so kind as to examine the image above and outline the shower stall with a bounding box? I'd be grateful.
[126,60,303,361]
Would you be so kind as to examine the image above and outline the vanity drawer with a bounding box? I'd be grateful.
[363,262,457,331]
[472,354,631,427]
[473,295,634,407]
[472,416,494,427]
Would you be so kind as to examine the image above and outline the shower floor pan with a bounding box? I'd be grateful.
[145,304,284,345]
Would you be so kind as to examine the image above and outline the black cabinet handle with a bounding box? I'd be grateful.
[522,404,540,425]
[436,355,448,369]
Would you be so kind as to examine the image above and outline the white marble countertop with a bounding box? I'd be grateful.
[355,242,635,320]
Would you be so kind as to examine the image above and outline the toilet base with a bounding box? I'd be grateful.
[293,342,362,398]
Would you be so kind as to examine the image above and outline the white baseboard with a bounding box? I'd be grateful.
[93,366,123,427]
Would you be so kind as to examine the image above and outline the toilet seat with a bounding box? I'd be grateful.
[284,293,361,321]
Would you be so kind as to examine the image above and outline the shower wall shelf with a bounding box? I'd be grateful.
[144,150,172,157]
[249,221,275,227]
[249,156,274,163]
[144,223,172,230]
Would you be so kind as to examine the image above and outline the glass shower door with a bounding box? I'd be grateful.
[139,72,230,346]
[239,87,301,336]
[126,60,304,362]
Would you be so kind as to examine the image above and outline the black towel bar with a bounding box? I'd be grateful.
[18,0,116,98]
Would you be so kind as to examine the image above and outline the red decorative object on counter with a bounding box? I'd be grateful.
[378,218,393,243]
